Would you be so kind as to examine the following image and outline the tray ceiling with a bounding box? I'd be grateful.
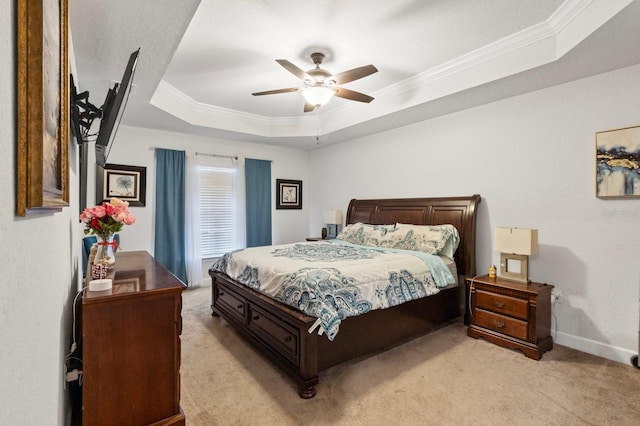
[70,0,640,149]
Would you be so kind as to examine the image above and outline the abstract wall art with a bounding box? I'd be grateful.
[596,125,640,198]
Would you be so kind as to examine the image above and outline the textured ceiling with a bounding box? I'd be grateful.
[69,0,640,150]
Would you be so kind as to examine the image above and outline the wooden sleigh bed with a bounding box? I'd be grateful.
[210,195,481,398]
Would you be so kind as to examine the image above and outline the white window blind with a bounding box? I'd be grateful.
[199,165,236,258]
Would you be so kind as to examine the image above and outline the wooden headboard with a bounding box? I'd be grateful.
[345,195,481,277]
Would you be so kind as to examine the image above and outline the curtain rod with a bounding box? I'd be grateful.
[149,147,238,160]
[195,152,238,160]
[150,147,270,162]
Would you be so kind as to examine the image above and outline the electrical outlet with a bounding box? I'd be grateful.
[65,369,81,382]
[551,289,563,306]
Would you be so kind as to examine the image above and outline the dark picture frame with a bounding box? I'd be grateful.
[276,179,302,209]
[97,163,147,207]
[16,0,70,216]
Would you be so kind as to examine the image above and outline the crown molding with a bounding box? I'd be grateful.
[150,80,322,137]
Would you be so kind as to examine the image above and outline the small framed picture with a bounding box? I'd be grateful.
[276,179,302,209]
[97,163,147,206]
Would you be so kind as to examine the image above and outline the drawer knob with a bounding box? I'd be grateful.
[253,315,260,321]
[494,301,505,308]
[237,304,243,309]
[284,336,292,342]
[219,291,224,296]
[493,320,505,329]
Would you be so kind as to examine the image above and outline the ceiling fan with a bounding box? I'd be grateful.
[252,52,378,112]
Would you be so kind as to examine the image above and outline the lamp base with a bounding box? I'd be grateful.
[499,253,529,283]
[326,224,340,239]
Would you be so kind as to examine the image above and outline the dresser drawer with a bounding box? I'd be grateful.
[216,284,247,324]
[248,304,299,365]
[176,296,183,335]
[476,290,528,320]
[474,308,528,341]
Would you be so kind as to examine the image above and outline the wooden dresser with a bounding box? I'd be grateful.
[81,251,186,425]
[467,275,553,360]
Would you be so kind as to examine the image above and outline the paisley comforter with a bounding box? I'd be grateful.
[210,240,456,341]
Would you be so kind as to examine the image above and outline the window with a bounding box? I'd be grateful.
[198,165,237,258]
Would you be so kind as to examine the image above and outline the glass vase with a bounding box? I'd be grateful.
[94,234,116,270]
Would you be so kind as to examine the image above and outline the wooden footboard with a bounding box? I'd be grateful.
[211,271,320,398]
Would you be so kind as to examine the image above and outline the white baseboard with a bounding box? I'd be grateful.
[554,330,637,365]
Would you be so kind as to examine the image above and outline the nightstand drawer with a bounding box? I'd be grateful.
[474,308,528,340]
[476,290,528,320]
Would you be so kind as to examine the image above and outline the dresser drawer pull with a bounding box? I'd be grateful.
[236,304,243,309]
[253,315,260,321]
[493,320,506,329]
[219,291,224,296]
[284,336,292,343]
[494,301,505,308]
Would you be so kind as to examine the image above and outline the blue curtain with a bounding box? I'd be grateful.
[245,158,272,247]
[154,149,187,283]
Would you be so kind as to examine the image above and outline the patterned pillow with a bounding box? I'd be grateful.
[336,223,400,247]
[337,222,460,256]
[394,223,460,257]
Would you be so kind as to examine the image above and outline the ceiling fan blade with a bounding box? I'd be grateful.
[303,102,317,113]
[276,59,310,81]
[335,88,374,103]
[252,88,299,96]
[332,65,378,85]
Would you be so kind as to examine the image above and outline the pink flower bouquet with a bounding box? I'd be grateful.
[80,197,136,238]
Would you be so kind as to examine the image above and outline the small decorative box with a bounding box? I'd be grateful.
[91,263,108,280]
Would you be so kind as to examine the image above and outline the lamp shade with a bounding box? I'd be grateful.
[302,86,335,106]
[494,227,538,255]
[323,209,342,225]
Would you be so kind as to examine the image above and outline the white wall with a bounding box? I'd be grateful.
[84,125,311,282]
[1,2,81,424]
[309,64,640,364]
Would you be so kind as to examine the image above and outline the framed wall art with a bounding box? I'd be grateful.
[97,163,147,207]
[596,125,640,198]
[276,179,302,209]
[16,0,70,216]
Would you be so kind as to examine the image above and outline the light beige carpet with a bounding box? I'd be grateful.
[180,286,640,425]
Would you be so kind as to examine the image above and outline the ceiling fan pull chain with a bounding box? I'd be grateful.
[315,108,321,145]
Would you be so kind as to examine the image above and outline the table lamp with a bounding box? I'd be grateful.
[323,209,342,239]
[494,227,538,283]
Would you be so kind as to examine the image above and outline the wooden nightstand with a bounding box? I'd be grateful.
[467,275,554,360]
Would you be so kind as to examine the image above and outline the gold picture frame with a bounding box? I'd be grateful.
[17,0,69,216]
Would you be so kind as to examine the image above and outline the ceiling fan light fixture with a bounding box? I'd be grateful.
[253,53,377,112]
[302,86,335,106]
